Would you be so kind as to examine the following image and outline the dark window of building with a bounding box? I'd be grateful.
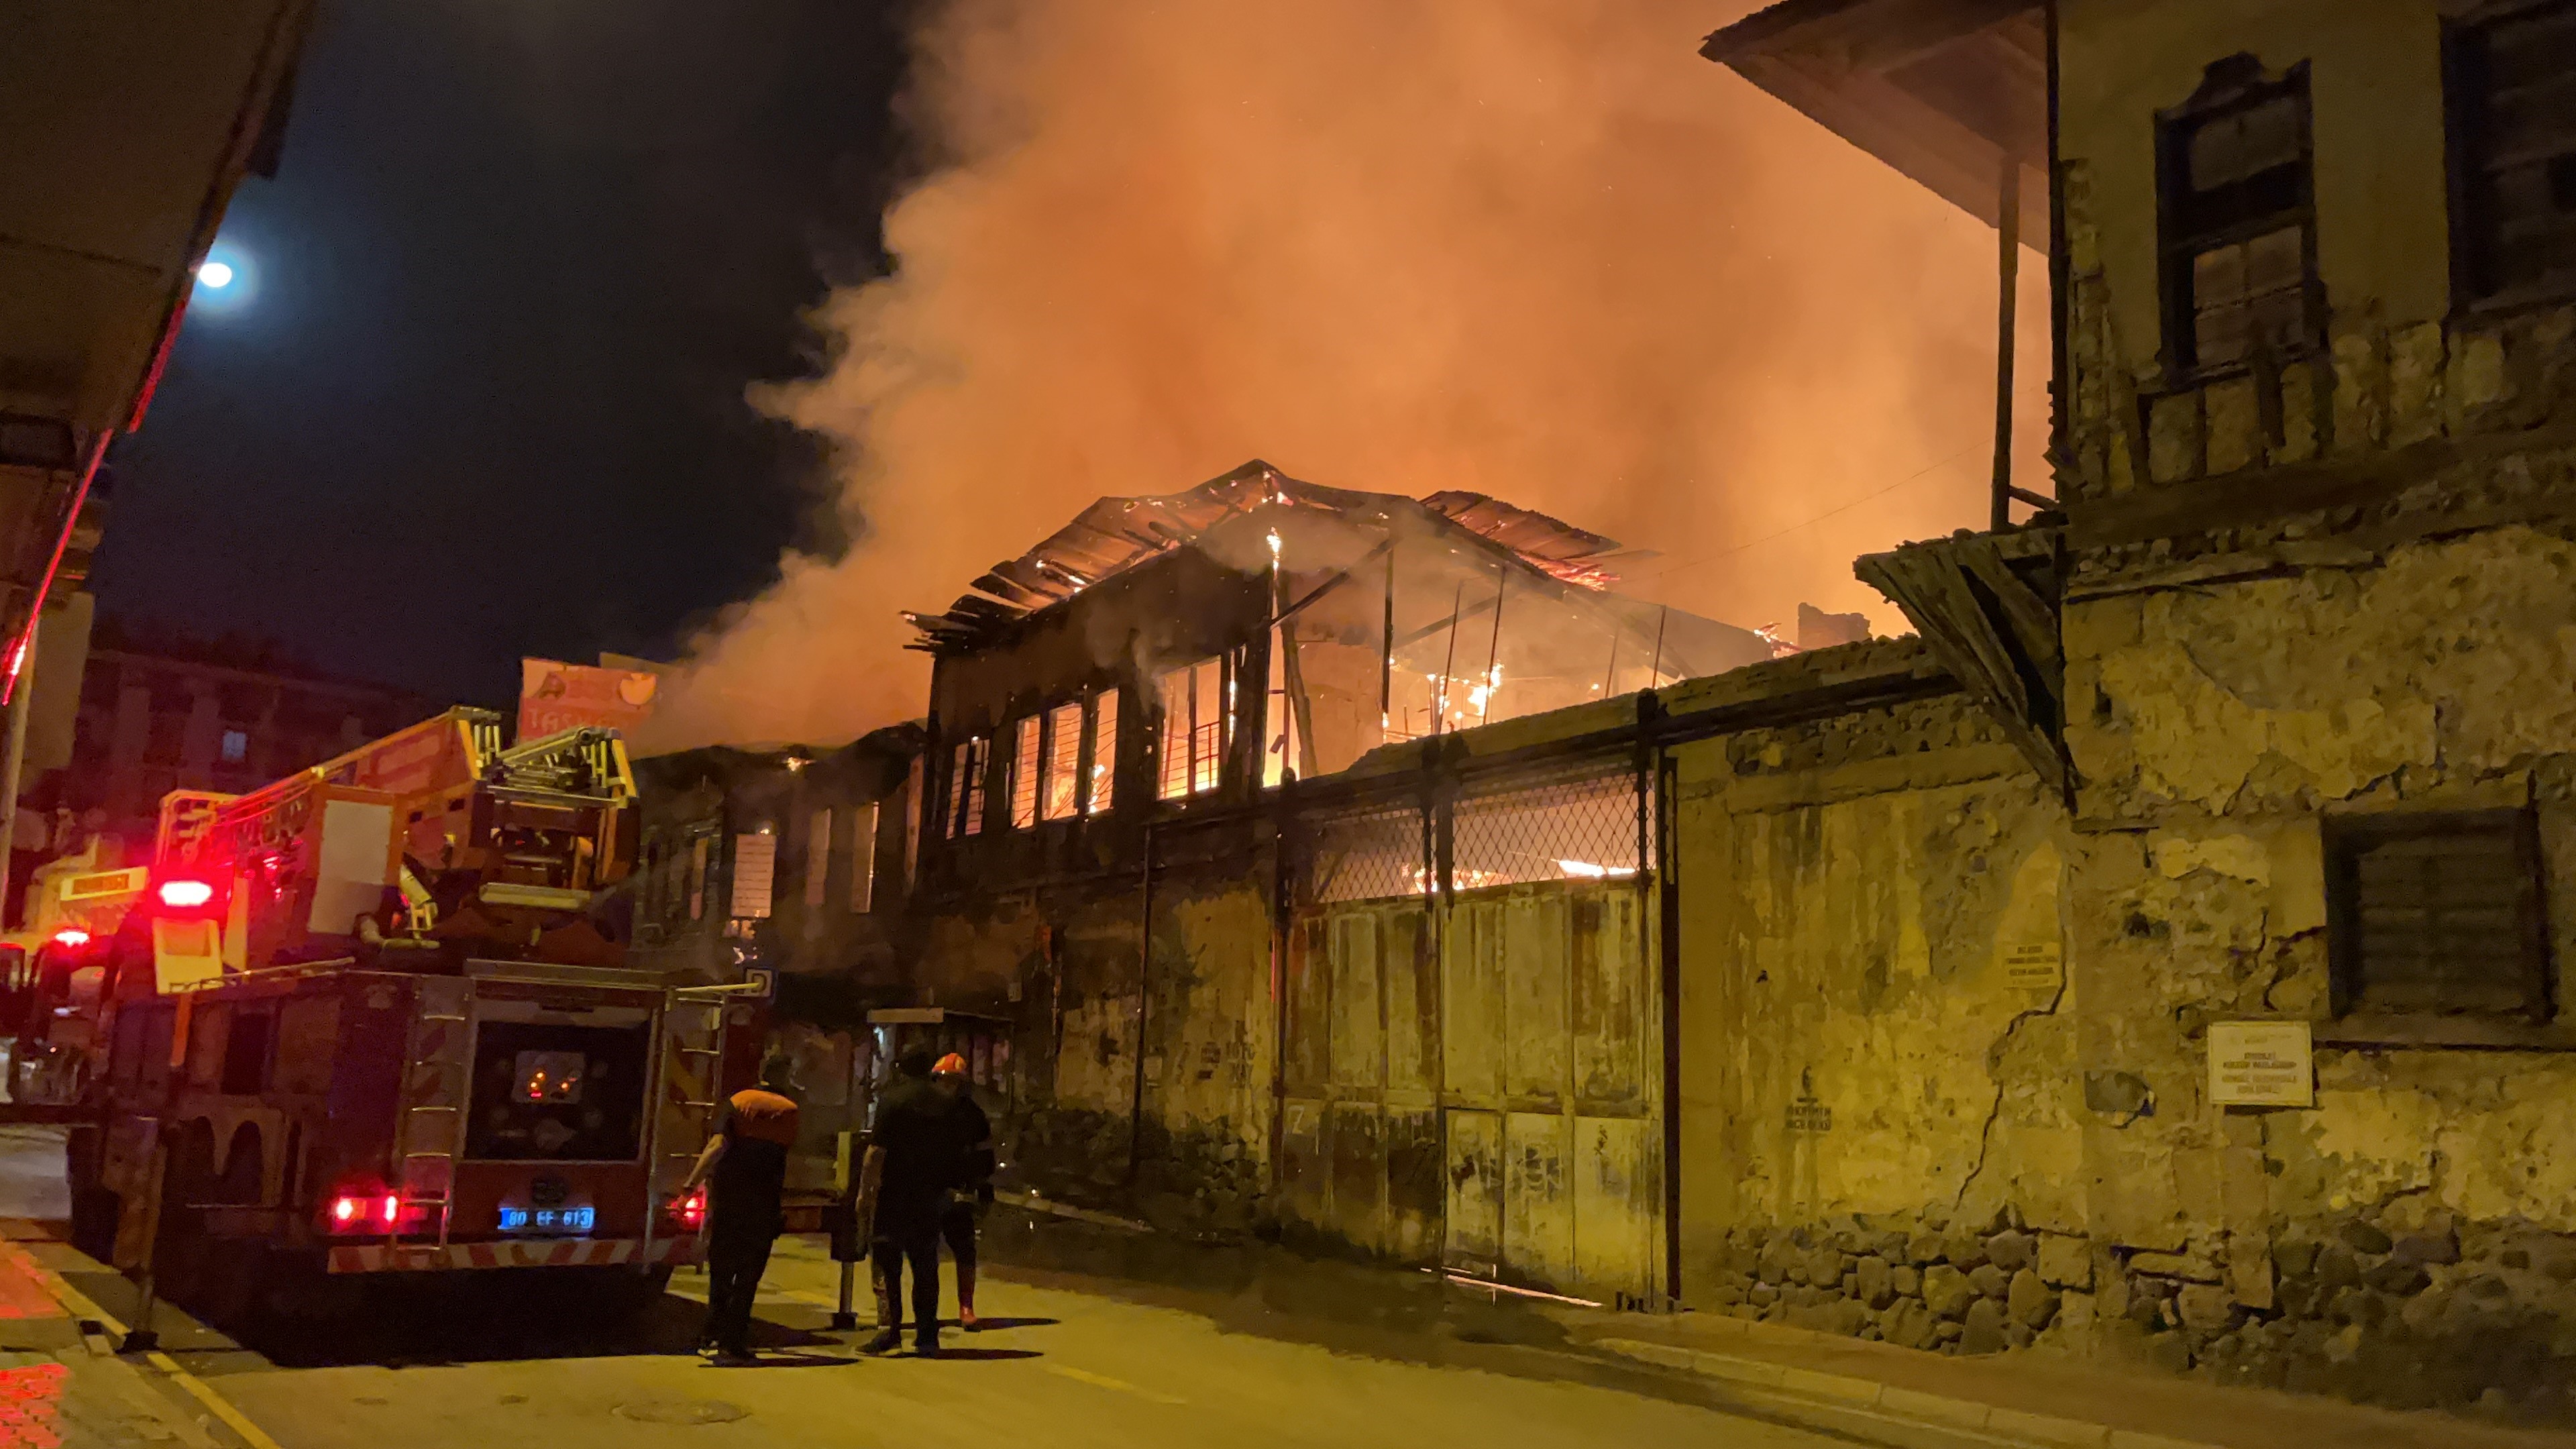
[2157,56,2318,374]
[144,711,186,766]
[2325,810,2551,1019]
[2449,1,2576,303]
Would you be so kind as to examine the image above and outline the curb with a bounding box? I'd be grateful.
[994,1190,1154,1234]
[1591,1337,2219,1449]
[0,1241,288,1449]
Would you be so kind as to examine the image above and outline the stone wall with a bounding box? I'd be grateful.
[1703,1208,2087,1356]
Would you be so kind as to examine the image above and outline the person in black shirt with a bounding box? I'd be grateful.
[679,1053,800,1364]
[862,1049,977,1356]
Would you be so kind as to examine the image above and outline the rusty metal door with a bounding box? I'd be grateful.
[1440,881,1658,1304]
[1279,900,1441,1262]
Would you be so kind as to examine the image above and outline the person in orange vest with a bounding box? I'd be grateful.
[679,1053,800,1365]
[930,1053,997,1330]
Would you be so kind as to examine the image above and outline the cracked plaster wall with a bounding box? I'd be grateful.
[910,867,1277,1231]
[1674,694,2082,1354]
[2066,528,2576,822]
[2060,526,2576,1413]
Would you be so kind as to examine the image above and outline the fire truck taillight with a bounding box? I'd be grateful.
[327,1192,408,1233]
[156,879,215,910]
[667,1186,706,1231]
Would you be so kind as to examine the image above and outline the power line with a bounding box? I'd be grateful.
[1640,445,1980,583]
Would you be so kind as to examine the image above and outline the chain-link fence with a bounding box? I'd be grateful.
[1450,766,1650,892]
[1297,755,1650,904]
[1306,800,1430,904]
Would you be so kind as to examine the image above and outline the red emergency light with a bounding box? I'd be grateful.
[667,1185,707,1232]
[48,928,89,949]
[327,1191,405,1234]
[156,878,215,910]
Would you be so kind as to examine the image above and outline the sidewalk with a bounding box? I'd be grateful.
[0,1220,268,1449]
[1548,1305,2576,1449]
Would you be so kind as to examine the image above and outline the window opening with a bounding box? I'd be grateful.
[1157,657,1226,800]
[2449,3,2576,302]
[1087,688,1120,815]
[2158,57,2316,374]
[852,802,879,912]
[2325,810,2549,1020]
[1042,702,1082,820]
[1010,715,1041,829]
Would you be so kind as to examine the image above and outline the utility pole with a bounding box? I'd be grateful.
[0,610,42,934]
[1990,154,2023,533]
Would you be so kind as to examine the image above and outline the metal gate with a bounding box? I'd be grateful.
[1283,763,1662,1304]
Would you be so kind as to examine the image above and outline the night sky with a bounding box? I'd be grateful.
[99,1,915,706]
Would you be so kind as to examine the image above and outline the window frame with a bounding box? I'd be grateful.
[2445,0,2576,311]
[945,736,990,840]
[1087,686,1121,816]
[1008,714,1042,830]
[1041,700,1083,822]
[851,801,879,912]
[2322,807,2553,1028]
[1157,657,1228,802]
[2155,55,2322,382]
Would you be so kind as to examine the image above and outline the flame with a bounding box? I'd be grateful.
[1754,623,1801,659]
[1556,859,1638,879]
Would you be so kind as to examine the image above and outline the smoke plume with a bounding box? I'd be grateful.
[643,0,2053,751]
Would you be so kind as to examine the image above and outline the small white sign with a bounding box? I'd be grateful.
[2004,940,2063,991]
[2208,1020,2314,1108]
[745,968,775,1000]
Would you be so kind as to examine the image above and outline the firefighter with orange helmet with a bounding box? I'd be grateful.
[930,1052,996,1330]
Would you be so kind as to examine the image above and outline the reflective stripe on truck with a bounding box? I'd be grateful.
[327,1234,701,1273]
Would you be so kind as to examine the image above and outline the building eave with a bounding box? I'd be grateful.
[1702,0,2049,249]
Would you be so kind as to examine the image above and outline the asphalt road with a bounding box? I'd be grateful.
[0,1129,1843,1449]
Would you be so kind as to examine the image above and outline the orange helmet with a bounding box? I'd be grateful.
[932,1052,968,1077]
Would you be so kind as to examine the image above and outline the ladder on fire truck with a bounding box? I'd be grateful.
[390,977,475,1253]
[641,983,757,1258]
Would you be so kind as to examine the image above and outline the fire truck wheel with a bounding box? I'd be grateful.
[68,1189,118,1264]
[150,1126,217,1309]
[191,1242,262,1326]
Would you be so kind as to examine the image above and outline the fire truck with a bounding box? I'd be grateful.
[58,708,767,1321]
[1,841,152,1106]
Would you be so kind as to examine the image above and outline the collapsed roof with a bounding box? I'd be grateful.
[902,459,1677,655]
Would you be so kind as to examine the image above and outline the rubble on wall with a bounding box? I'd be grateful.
[1717,687,2018,779]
